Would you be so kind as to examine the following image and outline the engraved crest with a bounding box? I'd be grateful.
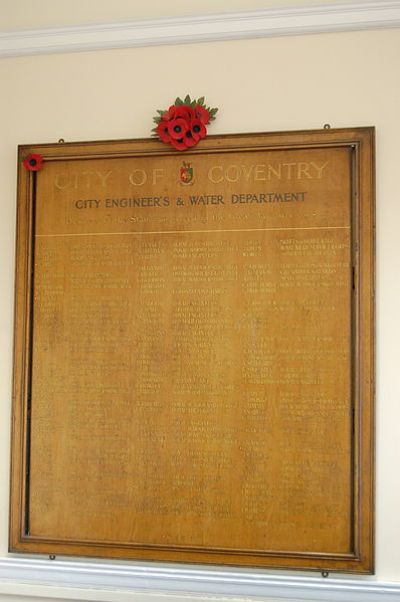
[180,161,194,185]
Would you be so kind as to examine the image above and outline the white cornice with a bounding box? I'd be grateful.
[0,1,400,58]
[1,557,400,602]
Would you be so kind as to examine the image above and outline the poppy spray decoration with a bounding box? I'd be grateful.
[152,95,218,151]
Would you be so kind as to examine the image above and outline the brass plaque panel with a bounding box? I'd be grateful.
[10,129,375,572]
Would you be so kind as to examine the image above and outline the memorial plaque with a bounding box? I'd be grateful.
[10,128,375,572]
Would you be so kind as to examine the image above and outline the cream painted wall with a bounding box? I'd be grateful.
[0,0,361,31]
[0,25,400,600]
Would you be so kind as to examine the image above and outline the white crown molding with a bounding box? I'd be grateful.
[0,557,400,602]
[0,1,400,58]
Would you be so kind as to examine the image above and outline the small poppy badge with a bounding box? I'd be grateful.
[23,153,44,172]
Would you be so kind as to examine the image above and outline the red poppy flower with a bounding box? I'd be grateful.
[182,129,199,148]
[156,121,171,142]
[164,105,177,120]
[23,153,43,171]
[190,118,207,139]
[194,104,210,124]
[167,117,190,140]
[170,137,189,151]
[174,105,195,121]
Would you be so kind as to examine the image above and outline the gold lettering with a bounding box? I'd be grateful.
[297,162,312,179]
[129,170,147,186]
[152,168,164,184]
[207,166,223,183]
[311,161,329,178]
[281,163,296,179]
[267,164,281,179]
[54,174,72,190]
[97,170,113,186]
[241,164,255,181]
[225,165,240,182]
[54,171,112,190]
[254,164,266,181]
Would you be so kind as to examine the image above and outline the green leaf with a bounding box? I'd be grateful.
[184,94,191,105]
[157,109,166,116]
[175,97,183,105]
[197,96,205,106]
[153,116,161,123]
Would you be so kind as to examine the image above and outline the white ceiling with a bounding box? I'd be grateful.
[0,0,359,32]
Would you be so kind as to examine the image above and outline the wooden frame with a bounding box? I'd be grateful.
[9,128,375,572]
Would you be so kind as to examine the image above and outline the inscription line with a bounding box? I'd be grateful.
[35,226,350,238]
